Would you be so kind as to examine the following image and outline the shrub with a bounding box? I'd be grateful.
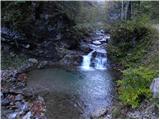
[117,67,157,108]
[107,17,155,67]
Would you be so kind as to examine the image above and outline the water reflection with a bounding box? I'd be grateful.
[28,68,113,118]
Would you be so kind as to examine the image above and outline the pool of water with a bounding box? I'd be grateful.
[27,68,113,118]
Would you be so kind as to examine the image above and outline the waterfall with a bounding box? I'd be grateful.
[81,50,107,70]
[80,30,109,71]
[81,51,95,70]
[94,53,107,70]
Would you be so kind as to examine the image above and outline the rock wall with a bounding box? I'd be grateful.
[1,1,81,61]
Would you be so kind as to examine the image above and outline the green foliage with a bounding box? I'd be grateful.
[117,67,157,108]
[108,17,157,68]
[1,1,31,29]
[134,1,159,23]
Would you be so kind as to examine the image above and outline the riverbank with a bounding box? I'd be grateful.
[1,30,115,119]
[106,20,159,119]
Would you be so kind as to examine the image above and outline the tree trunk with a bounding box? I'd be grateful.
[127,1,132,20]
[121,0,124,20]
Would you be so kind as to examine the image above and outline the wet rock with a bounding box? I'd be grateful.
[10,52,16,57]
[1,70,18,81]
[92,51,97,58]
[9,89,23,94]
[80,44,92,53]
[17,62,35,73]
[91,107,107,118]
[93,40,101,45]
[28,58,38,64]
[60,54,83,66]
[25,44,30,49]
[150,78,159,98]
[22,88,33,97]
[8,112,18,119]
[23,111,32,119]
[17,73,27,82]
[23,102,30,112]
[37,61,48,69]
[15,102,22,109]
[15,94,23,101]
[1,99,10,106]
[16,82,26,88]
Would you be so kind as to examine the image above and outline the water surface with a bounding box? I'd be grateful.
[27,30,113,118]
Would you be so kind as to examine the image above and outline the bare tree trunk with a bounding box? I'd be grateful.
[127,1,132,20]
[121,0,124,20]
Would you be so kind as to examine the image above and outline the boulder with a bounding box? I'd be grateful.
[37,61,48,69]
[17,73,28,82]
[93,40,101,45]
[28,58,38,64]
[60,54,83,66]
[15,94,24,101]
[80,44,92,53]
[150,78,159,98]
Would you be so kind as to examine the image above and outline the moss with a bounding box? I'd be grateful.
[1,51,27,70]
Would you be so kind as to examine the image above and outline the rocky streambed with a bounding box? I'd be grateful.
[1,29,159,119]
[1,30,114,119]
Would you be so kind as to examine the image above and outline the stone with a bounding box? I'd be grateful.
[15,94,23,101]
[37,61,48,69]
[25,44,30,48]
[150,78,159,98]
[91,107,107,118]
[28,58,38,64]
[1,99,10,106]
[93,40,101,45]
[15,101,22,109]
[10,52,16,57]
[22,88,33,97]
[80,44,92,53]
[17,73,27,82]
[23,111,32,119]
[31,97,46,118]
[8,112,18,119]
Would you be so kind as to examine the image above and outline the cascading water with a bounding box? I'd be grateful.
[94,53,107,70]
[81,51,95,70]
[81,30,109,70]
[27,30,113,119]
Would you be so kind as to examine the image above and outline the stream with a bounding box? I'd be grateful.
[27,30,114,118]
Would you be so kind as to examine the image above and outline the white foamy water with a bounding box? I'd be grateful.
[81,30,109,71]
[81,51,95,71]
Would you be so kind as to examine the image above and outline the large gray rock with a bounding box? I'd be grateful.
[150,78,159,98]
[80,44,92,53]
[28,58,38,64]
[60,54,83,66]
[37,61,48,69]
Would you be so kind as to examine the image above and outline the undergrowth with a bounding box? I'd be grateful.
[107,17,159,108]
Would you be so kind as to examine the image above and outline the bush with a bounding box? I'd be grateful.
[107,17,155,67]
[117,67,157,108]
